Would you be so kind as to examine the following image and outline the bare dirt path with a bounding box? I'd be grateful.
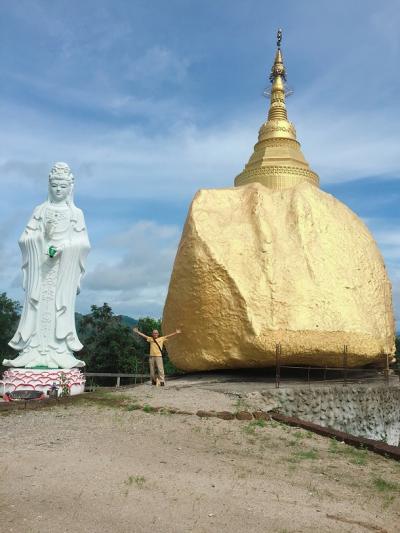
[1,389,399,533]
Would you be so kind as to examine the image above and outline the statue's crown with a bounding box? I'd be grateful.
[49,162,74,183]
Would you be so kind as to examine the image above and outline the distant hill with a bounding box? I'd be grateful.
[75,312,138,328]
[119,315,138,327]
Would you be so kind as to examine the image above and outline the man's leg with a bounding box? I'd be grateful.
[155,357,165,385]
[149,357,156,385]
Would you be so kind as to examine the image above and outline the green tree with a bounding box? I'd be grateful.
[0,293,21,369]
[77,303,143,373]
[137,316,162,336]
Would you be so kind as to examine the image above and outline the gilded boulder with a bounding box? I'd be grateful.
[162,182,395,371]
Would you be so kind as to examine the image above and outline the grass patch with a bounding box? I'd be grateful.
[125,403,141,411]
[383,495,395,509]
[288,449,319,463]
[292,429,314,441]
[244,419,267,434]
[87,390,125,400]
[142,404,155,413]
[347,448,368,466]
[77,391,132,409]
[372,477,400,493]
[306,481,321,497]
[0,391,131,414]
[296,449,318,460]
[125,475,146,488]
[233,397,251,412]
[269,420,285,430]
[328,439,341,454]
[329,439,368,466]
[372,477,400,508]
[158,408,171,416]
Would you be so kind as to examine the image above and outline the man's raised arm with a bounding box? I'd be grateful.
[133,327,149,339]
[164,329,182,339]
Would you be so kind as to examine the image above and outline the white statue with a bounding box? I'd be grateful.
[2,163,90,369]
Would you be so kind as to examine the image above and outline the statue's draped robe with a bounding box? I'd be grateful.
[4,202,90,369]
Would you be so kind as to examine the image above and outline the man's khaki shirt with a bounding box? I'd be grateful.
[146,336,167,357]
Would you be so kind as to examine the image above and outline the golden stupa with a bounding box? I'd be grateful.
[235,30,319,190]
[163,30,395,372]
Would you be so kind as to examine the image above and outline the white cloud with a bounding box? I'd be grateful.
[0,103,256,201]
[81,220,181,316]
[290,105,400,185]
[362,220,400,324]
[125,46,190,85]
[1,85,400,212]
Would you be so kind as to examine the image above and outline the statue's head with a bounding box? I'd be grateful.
[48,162,74,205]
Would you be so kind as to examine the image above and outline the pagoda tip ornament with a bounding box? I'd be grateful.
[276,28,282,49]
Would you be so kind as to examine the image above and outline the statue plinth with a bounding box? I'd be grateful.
[1,368,85,397]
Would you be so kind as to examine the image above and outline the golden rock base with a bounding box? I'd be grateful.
[163,182,395,372]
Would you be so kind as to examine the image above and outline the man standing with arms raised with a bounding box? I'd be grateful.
[133,327,181,386]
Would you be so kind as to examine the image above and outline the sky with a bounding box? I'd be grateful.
[0,0,399,322]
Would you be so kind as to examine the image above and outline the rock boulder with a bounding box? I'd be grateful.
[162,182,395,371]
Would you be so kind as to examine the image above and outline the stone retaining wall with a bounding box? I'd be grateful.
[262,384,400,446]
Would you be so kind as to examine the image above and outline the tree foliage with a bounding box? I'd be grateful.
[77,303,144,373]
[0,292,21,367]
[137,316,162,336]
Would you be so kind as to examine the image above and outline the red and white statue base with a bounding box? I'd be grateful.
[1,368,86,397]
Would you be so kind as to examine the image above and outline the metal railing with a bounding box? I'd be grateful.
[274,343,394,388]
[84,357,150,388]
[84,372,150,388]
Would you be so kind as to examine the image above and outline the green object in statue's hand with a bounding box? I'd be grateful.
[48,246,57,258]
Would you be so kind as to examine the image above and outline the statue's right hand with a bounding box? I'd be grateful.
[133,327,139,333]
[48,246,57,258]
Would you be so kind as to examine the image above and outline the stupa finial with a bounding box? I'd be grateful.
[268,29,288,120]
[277,28,282,49]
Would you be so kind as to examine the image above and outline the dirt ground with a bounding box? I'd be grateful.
[1,383,400,533]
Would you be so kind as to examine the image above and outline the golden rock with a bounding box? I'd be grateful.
[162,31,395,371]
[163,182,395,371]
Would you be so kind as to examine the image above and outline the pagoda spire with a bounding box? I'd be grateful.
[267,29,288,121]
[234,29,319,190]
